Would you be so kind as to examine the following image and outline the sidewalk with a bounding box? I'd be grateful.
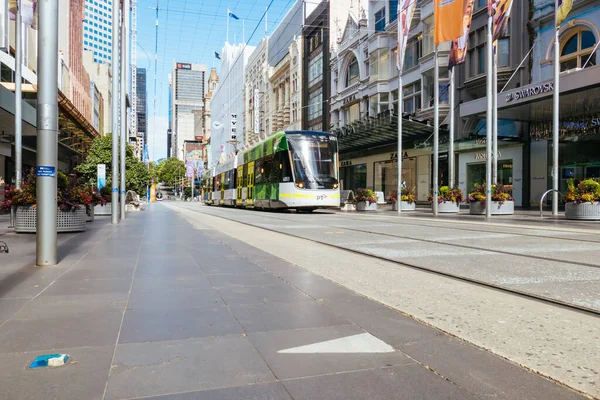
[0,206,588,399]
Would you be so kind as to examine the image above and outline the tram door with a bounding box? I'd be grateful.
[208,178,213,203]
[247,161,255,206]
[220,173,225,204]
[236,166,243,206]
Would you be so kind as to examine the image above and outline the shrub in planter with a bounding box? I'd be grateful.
[564,178,600,220]
[387,187,417,211]
[354,188,378,211]
[428,186,463,213]
[1,170,89,232]
[468,183,515,215]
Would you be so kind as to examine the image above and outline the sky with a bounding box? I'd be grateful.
[136,0,300,161]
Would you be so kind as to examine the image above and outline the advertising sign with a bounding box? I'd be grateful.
[231,113,237,140]
[150,185,156,202]
[253,89,260,135]
[176,62,192,70]
[186,161,195,178]
[97,164,106,190]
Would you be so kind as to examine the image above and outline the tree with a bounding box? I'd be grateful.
[76,134,151,195]
[158,157,185,186]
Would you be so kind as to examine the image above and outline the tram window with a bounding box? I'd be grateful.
[276,152,293,182]
[255,159,264,184]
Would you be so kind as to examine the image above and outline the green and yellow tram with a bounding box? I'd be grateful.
[202,131,340,210]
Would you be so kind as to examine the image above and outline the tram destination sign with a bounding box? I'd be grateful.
[505,82,554,103]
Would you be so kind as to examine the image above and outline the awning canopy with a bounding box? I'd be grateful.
[330,109,442,154]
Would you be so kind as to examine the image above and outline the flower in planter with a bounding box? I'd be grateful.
[354,188,378,204]
[467,183,514,205]
[428,186,464,205]
[387,187,416,204]
[564,178,600,203]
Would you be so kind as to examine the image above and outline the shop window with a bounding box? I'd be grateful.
[341,164,367,191]
[467,159,513,194]
[559,27,597,71]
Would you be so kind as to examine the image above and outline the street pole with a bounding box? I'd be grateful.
[120,0,129,220]
[449,67,455,188]
[15,0,22,189]
[433,45,439,216]
[111,0,120,224]
[492,42,498,186]
[36,0,59,266]
[552,27,560,216]
[485,15,493,218]
[397,74,402,215]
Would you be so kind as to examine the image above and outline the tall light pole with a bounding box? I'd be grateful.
[36,0,59,266]
[120,0,129,220]
[111,0,120,223]
[15,0,22,189]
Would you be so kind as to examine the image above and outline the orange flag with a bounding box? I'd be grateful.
[435,0,464,45]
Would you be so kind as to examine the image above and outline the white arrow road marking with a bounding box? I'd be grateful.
[277,333,395,354]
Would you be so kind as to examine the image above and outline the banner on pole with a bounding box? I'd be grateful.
[488,0,514,42]
[186,161,195,178]
[397,0,418,71]
[97,164,106,190]
[449,0,475,69]
[253,89,260,135]
[556,0,573,27]
[9,0,37,28]
[434,0,463,45]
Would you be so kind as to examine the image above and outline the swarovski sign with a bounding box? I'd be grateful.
[505,82,554,103]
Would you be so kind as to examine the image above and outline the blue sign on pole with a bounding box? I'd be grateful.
[36,166,56,177]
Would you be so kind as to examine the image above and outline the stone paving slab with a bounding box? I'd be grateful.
[0,206,592,400]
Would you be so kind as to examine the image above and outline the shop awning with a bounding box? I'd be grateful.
[331,109,442,153]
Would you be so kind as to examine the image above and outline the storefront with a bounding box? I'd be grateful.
[332,110,437,202]
[459,64,600,207]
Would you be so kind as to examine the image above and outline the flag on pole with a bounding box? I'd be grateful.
[434,0,464,45]
[9,0,37,28]
[228,9,239,20]
[488,0,514,42]
[215,52,221,60]
[556,0,573,27]
[397,0,417,71]
[449,0,475,69]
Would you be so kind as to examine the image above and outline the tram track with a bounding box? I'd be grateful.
[176,204,600,317]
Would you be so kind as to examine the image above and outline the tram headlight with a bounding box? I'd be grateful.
[296,182,304,188]
[333,183,339,189]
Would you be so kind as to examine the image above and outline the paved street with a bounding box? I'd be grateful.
[0,204,596,399]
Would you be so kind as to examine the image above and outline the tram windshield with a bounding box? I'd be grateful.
[287,134,339,190]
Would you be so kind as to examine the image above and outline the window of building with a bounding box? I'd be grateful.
[467,27,488,78]
[346,57,360,87]
[308,87,323,121]
[369,94,379,116]
[403,81,421,114]
[423,69,449,109]
[389,0,398,23]
[404,38,422,71]
[422,16,435,56]
[308,52,323,86]
[559,27,596,71]
[375,8,386,32]
[369,48,390,81]
[343,102,360,125]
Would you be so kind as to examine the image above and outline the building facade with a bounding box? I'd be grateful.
[202,67,219,167]
[83,0,114,64]
[84,52,112,135]
[303,0,330,131]
[170,62,207,161]
[136,68,147,142]
[210,42,254,165]
[243,38,269,147]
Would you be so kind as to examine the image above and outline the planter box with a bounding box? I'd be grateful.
[86,206,95,222]
[392,202,416,211]
[94,203,111,216]
[356,201,377,211]
[565,202,600,220]
[15,206,87,233]
[469,200,515,215]
[436,202,460,213]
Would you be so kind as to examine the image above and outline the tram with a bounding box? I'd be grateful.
[201,130,340,211]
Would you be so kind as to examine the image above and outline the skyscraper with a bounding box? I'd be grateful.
[82,0,114,64]
[171,62,207,160]
[136,68,147,142]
